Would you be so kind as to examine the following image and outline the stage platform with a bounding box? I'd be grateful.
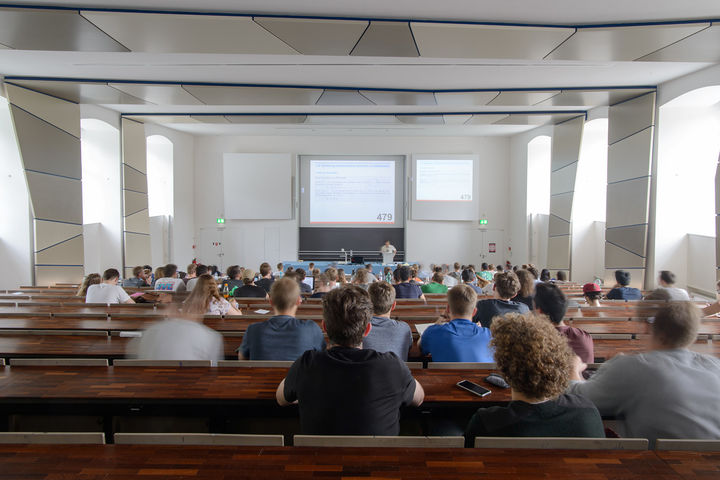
[280,261,412,276]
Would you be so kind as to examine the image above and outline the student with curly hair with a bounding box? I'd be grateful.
[464,313,604,446]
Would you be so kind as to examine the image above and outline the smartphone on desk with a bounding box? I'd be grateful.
[456,380,491,397]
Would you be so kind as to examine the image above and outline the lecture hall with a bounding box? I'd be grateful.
[0,1,719,478]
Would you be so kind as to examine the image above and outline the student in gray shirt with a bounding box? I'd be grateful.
[363,281,413,361]
[569,302,720,447]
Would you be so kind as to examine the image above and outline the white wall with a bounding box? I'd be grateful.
[193,134,510,269]
[0,96,32,289]
[145,124,195,269]
[687,234,716,296]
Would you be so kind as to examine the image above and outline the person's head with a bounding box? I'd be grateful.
[384,266,392,275]
[659,270,676,286]
[322,285,373,347]
[353,268,369,284]
[533,282,568,324]
[315,273,332,292]
[186,264,197,278]
[644,288,672,301]
[196,264,209,276]
[227,265,241,280]
[154,267,165,281]
[433,265,442,273]
[102,268,120,283]
[652,302,700,349]
[461,269,475,283]
[242,269,256,285]
[312,268,320,276]
[269,277,301,313]
[397,265,411,282]
[324,267,338,283]
[308,262,315,270]
[337,268,347,284]
[514,269,534,298]
[276,262,284,272]
[496,265,504,273]
[295,268,307,281]
[132,265,145,279]
[384,240,390,246]
[365,264,374,272]
[453,262,461,271]
[77,273,101,296]
[183,274,221,314]
[488,264,495,271]
[410,267,418,279]
[259,262,272,278]
[286,266,294,274]
[540,269,551,282]
[447,284,477,319]
[481,263,488,271]
[526,264,539,279]
[615,270,632,286]
[491,313,574,400]
[164,264,178,278]
[556,271,568,282]
[432,272,444,284]
[582,282,603,302]
[368,281,396,316]
[494,271,521,300]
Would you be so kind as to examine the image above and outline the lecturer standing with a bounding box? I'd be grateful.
[381,240,397,265]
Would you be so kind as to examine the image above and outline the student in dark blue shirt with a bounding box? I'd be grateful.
[606,270,642,300]
[239,277,324,361]
[420,284,493,362]
[393,266,426,300]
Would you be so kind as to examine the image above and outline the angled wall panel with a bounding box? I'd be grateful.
[604,92,656,287]
[121,118,150,279]
[6,85,83,285]
[547,116,584,275]
[716,157,720,281]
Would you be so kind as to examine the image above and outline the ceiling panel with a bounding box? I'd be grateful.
[225,115,307,124]
[350,21,419,57]
[304,116,401,125]
[434,91,499,106]
[546,23,709,61]
[412,23,573,59]
[108,84,203,105]
[638,22,720,62]
[6,80,147,104]
[443,114,474,125]
[81,11,298,54]
[0,7,129,51]
[254,17,368,55]
[495,113,578,125]
[189,115,230,124]
[465,114,510,125]
[359,90,436,105]
[124,115,200,124]
[488,91,560,106]
[182,85,323,105]
[316,89,375,105]
[534,89,653,107]
[396,115,444,125]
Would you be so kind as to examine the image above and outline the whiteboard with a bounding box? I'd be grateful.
[223,153,292,220]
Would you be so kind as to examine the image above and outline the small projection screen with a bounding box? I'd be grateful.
[410,154,479,221]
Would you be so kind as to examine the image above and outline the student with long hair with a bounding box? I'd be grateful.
[183,274,242,316]
[77,273,101,297]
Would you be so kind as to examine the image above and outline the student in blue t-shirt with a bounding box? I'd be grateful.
[606,270,642,300]
[238,277,325,361]
[420,284,493,363]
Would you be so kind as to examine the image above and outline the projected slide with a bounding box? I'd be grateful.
[416,159,473,201]
[310,160,395,224]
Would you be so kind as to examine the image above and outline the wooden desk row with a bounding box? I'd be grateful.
[0,444,714,480]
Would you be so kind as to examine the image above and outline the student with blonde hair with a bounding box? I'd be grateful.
[77,273,101,297]
[183,274,242,316]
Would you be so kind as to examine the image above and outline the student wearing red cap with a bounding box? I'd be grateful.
[583,282,603,307]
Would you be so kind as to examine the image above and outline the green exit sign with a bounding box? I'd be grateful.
[479,219,488,225]
[216,218,225,224]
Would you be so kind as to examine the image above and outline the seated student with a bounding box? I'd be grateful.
[555,271,568,283]
[534,283,594,363]
[473,271,529,328]
[336,268,348,286]
[294,268,313,294]
[154,264,187,292]
[219,265,243,296]
[410,267,424,284]
[239,277,324,360]
[151,267,164,287]
[393,266,426,300]
[186,264,208,292]
[364,281,413,360]
[364,264,378,283]
[311,273,333,298]
[569,302,720,446]
[464,313,604,446]
[77,273,101,297]
[606,270,642,300]
[184,263,197,285]
[420,284,493,363]
[276,285,424,434]
[273,263,284,279]
[233,269,269,299]
[86,268,135,304]
[583,282,603,307]
[351,268,371,290]
[255,262,275,294]
[123,266,150,288]
[478,263,493,283]
[511,269,535,310]
[421,272,449,294]
[183,274,242,316]
[448,262,462,281]
[657,270,690,300]
[462,269,483,294]
[540,269,552,282]
[383,266,393,283]
[324,267,339,288]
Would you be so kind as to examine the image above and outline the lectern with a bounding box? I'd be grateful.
[382,249,395,265]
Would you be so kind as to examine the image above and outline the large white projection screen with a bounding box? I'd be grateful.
[223,153,292,219]
[299,155,405,228]
[411,154,479,221]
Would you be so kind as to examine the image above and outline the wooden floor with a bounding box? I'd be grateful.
[0,444,715,479]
